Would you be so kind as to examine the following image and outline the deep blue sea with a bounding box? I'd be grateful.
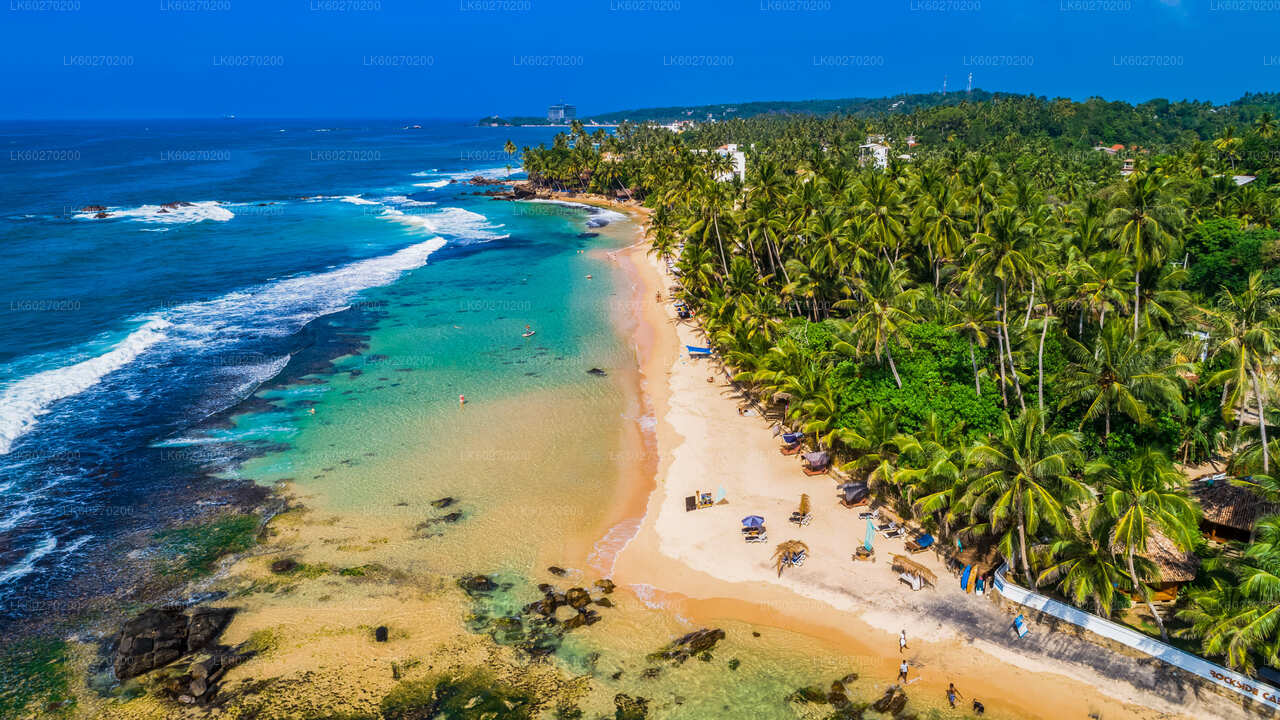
[0,119,620,618]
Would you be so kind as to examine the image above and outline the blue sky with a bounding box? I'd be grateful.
[1,0,1274,119]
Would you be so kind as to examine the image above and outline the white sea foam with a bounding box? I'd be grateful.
[379,206,507,240]
[0,535,58,586]
[0,237,447,456]
[381,195,436,207]
[74,201,234,224]
[339,195,380,206]
[0,319,170,455]
[412,180,450,189]
[527,198,628,225]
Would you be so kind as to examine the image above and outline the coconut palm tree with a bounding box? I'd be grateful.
[1106,174,1183,337]
[1087,449,1199,640]
[833,262,922,388]
[1036,522,1150,618]
[1205,271,1280,473]
[1177,514,1280,674]
[1056,320,1187,439]
[960,410,1086,583]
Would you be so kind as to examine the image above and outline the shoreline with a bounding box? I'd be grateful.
[572,192,1259,720]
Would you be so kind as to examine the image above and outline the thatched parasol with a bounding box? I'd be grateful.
[798,493,810,516]
[772,540,810,577]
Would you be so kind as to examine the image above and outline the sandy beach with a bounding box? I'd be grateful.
[599,212,1257,720]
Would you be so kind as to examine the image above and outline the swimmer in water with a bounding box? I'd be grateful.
[459,394,466,407]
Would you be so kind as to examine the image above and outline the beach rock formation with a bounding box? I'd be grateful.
[872,686,908,714]
[594,578,616,593]
[648,628,726,664]
[430,496,455,509]
[614,693,649,719]
[587,368,607,376]
[547,565,568,576]
[564,587,591,609]
[269,558,299,574]
[457,574,498,596]
[80,205,106,212]
[113,606,235,679]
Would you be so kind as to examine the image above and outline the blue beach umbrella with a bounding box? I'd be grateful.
[742,515,765,528]
[863,518,875,552]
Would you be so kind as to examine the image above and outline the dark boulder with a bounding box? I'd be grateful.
[375,626,389,642]
[113,606,234,680]
[269,558,299,574]
[587,368,607,376]
[430,497,456,509]
[548,565,568,576]
[565,587,591,609]
[614,693,649,720]
[594,578,616,594]
[457,574,497,596]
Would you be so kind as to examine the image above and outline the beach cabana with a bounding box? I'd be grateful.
[1192,475,1270,542]
[838,482,869,508]
[801,451,831,476]
[890,554,937,591]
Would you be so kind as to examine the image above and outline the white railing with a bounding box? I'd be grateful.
[991,563,1280,711]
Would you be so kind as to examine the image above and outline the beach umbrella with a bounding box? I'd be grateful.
[864,518,875,552]
[771,540,810,577]
[741,515,765,528]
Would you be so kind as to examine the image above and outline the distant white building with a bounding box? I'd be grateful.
[694,143,747,182]
[859,136,891,169]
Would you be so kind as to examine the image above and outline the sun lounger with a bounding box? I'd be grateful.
[802,465,829,477]
[852,546,875,562]
[780,442,802,456]
[858,509,880,521]
[745,531,768,543]
[878,523,906,540]
[789,512,812,527]
[685,495,696,512]
[905,533,934,554]
[1013,615,1030,638]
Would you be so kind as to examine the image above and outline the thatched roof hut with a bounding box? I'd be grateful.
[890,554,937,586]
[1191,475,1267,540]
[1143,530,1199,584]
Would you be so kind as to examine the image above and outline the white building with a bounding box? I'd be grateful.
[859,137,891,169]
[713,143,746,182]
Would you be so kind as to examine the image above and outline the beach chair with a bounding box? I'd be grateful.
[905,533,934,554]
[878,522,906,540]
[745,530,768,543]
[789,494,812,527]
[1013,615,1030,638]
[696,491,714,509]
[780,442,802,456]
[791,550,806,567]
[858,509,881,521]
[852,546,875,562]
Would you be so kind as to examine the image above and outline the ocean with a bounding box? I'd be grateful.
[0,119,624,614]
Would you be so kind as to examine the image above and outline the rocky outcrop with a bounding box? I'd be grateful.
[648,628,726,664]
[80,205,106,212]
[113,606,235,679]
[614,693,649,719]
[872,686,908,714]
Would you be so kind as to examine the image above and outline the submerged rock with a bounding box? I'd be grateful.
[586,368,608,377]
[594,578,616,594]
[565,587,591,610]
[430,497,456,509]
[548,565,568,576]
[614,693,649,719]
[457,574,498,596]
[872,686,908,714]
[269,558,299,574]
[648,628,726,664]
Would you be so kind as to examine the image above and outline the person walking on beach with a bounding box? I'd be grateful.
[946,682,963,708]
[897,660,909,683]
[899,629,908,653]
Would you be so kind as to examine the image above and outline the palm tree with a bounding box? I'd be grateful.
[1106,174,1183,337]
[946,287,999,395]
[1087,450,1199,640]
[1255,111,1277,139]
[961,410,1085,583]
[503,139,517,177]
[1056,320,1187,439]
[1036,522,1148,618]
[1178,514,1280,674]
[1205,272,1280,473]
[833,263,922,388]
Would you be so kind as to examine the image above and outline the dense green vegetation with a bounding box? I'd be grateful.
[155,513,259,578]
[0,638,75,717]
[520,91,1280,677]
